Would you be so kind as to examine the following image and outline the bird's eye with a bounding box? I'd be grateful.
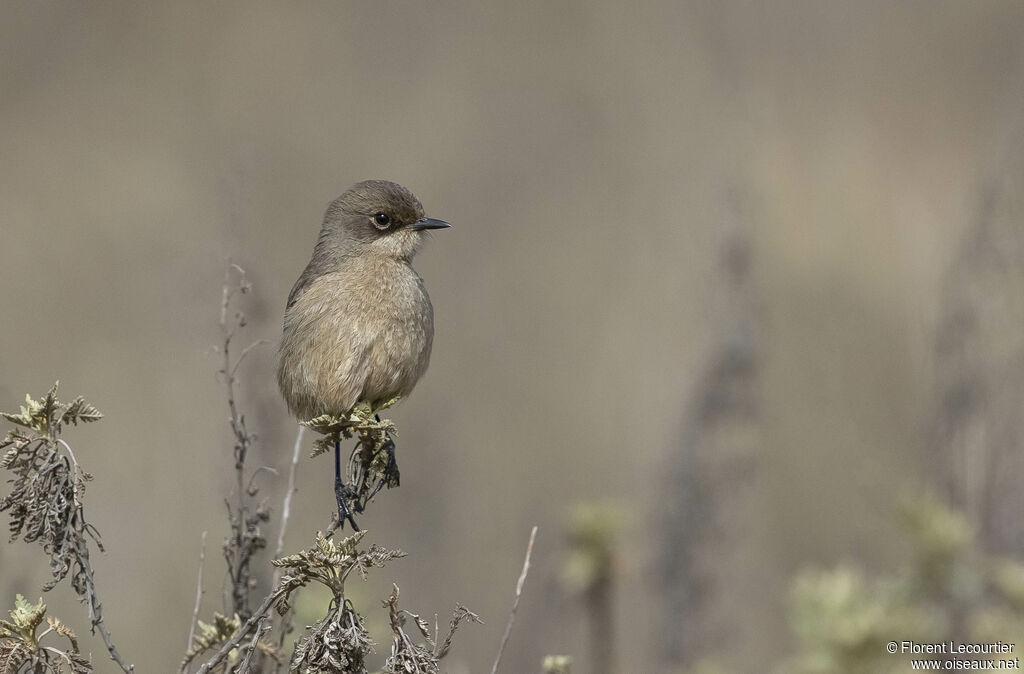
[372,212,391,229]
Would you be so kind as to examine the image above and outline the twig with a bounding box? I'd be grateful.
[247,466,279,495]
[197,586,287,674]
[271,426,304,667]
[78,536,135,672]
[57,435,136,672]
[490,526,538,674]
[231,339,272,378]
[43,646,73,668]
[219,262,248,326]
[275,426,304,561]
[236,615,270,673]
[56,439,79,468]
[187,531,208,651]
[218,263,269,622]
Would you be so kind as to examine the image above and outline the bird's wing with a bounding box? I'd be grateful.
[285,265,318,311]
[286,230,340,311]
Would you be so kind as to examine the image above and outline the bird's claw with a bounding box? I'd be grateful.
[334,476,360,531]
[328,408,401,524]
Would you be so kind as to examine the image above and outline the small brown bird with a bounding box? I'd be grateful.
[278,180,450,527]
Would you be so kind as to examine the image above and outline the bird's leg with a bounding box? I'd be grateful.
[334,436,360,531]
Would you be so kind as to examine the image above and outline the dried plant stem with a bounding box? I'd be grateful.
[226,334,250,613]
[1,386,133,671]
[491,525,538,674]
[274,426,304,560]
[236,615,270,672]
[271,426,304,668]
[78,536,135,673]
[187,531,208,650]
[218,264,270,622]
[196,586,286,674]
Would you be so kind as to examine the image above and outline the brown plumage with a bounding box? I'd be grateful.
[277,180,450,421]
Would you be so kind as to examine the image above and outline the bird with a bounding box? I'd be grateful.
[277,180,450,528]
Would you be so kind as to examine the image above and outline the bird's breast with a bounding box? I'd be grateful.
[278,258,434,418]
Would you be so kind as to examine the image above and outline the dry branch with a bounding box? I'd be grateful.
[491,525,538,674]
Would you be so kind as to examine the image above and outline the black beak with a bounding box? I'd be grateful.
[410,217,452,231]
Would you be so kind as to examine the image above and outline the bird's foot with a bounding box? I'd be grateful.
[334,475,360,531]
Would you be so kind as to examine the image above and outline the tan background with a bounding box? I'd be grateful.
[2,2,1024,671]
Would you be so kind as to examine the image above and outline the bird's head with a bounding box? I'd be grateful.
[322,180,451,261]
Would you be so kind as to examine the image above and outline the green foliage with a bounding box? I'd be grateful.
[1,595,47,644]
[270,531,402,673]
[990,560,1024,611]
[0,382,102,439]
[185,530,402,674]
[542,655,573,673]
[182,611,282,674]
[969,552,1024,643]
[559,502,626,594]
[785,566,938,674]
[899,493,977,600]
[225,531,481,674]
[303,402,397,461]
[181,613,242,671]
[0,595,91,673]
[272,531,405,602]
[781,494,1024,674]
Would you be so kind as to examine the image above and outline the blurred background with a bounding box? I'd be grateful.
[3,2,1024,672]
